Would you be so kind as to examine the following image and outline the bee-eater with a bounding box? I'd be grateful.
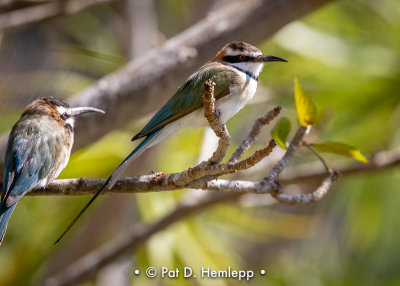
[56,41,287,242]
[0,97,104,245]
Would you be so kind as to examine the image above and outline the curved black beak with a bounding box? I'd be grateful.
[256,55,288,63]
[70,107,105,117]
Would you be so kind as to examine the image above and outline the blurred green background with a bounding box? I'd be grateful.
[0,0,400,285]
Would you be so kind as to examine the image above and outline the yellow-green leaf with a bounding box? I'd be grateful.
[311,141,368,163]
[294,76,317,126]
[271,117,291,149]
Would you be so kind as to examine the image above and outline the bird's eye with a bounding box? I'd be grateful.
[61,112,68,120]
[239,55,246,61]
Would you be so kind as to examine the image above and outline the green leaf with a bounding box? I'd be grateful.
[294,76,317,126]
[271,117,291,149]
[311,141,368,163]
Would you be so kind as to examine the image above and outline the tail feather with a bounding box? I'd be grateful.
[54,130,162,244]
[54,177,111,244]
[0,202,18,245]
[108,129,162,189]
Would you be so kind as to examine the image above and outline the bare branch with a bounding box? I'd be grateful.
[0,1,50,11]
[229,106,281,163]
[0,0,113,31]
[203,79,230,164]
[204,178,280,194]
[232,139,277,170]
[4,144,397,197]
[270,171,340,204]
[203,79,225,139]
[267,125,308,180]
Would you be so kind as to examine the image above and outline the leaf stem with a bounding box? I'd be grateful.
[303,141,331,174]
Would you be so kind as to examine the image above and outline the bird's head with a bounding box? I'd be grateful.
[215,41,287,78]
[24,97,105,130]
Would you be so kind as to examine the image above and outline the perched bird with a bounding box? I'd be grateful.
[56,41,287,243]
[0,97,104,245]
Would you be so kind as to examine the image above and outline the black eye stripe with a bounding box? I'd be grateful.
[222,55,254,63]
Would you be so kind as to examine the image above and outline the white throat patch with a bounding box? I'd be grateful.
[65,117,75,129]
[229,62,264,79]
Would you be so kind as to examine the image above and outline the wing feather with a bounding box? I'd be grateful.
[132,63,237,141]
[1,117,63,206]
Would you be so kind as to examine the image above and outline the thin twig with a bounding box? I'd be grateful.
[229,106,281,163]
[203,79,230,164]
[267,125,308,180]
[230,139,276,170]
[303,141,331,174]
[270,171,340,204]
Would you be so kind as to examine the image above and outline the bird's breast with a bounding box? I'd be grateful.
[32,116,74,184]
[217,78,258,122]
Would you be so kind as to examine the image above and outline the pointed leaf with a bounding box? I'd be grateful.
[294,76,317,126]
[271,117,291,149]
[311,141,368,163]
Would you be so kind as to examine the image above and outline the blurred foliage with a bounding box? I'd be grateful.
[0,0,400,285]
[311,141,368,163]
[271,117,291,149]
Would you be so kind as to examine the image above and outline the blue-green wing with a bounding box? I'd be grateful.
[2,122,57,207]
[132,65,236,140]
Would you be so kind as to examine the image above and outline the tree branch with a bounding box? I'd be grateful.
[45,172,340,286]
[268,125,308,180]
[3,144,396,197]
[271,170,340,204]
[0,0,113,31]
[229,106,281,163]
[203,79,230,164]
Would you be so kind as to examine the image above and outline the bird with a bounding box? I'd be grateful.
[55,41,287,243]
[0,97,104,245]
